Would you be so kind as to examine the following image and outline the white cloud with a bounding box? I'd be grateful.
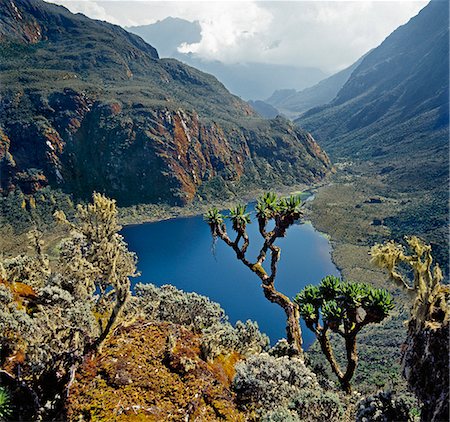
[48,0,122,24]
[177,2,273,62]
[47,1,428,72]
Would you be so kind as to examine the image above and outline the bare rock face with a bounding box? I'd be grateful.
[0,0,331,207]
[402,321,449,422]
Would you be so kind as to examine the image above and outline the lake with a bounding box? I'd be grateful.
[121,203,340,348]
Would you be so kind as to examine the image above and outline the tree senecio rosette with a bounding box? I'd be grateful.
[204,192,304,356]
[295,275,394,393]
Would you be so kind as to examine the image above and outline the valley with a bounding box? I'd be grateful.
[0,0,448,421]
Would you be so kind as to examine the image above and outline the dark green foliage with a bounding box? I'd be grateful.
[229,204,251,232]
[0,188,76,234]
[0,387,11,420]
[295,276,394,392]
[307,308,412,395]
[356,391,412,422]
[296,277,393,331]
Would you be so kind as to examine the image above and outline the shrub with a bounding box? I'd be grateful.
[133,283,269,360]
[232,353,318,415]
[262,390,344,422]
[0,387,12,420]
[134,283,226,332]
[356,391,412,422]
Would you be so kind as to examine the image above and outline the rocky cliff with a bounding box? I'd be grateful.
[0,0,331,207]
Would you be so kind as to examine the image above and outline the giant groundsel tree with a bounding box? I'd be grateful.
[205,192,305,355]
[295,276,394,393]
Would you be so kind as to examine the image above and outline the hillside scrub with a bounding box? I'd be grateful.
[0,193,138,419]
[0,193,271,420]
[233,352,345,421]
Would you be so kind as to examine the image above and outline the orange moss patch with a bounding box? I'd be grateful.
[66,321,246,421]
[0,279,37,307]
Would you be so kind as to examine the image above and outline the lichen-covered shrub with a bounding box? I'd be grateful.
[134,283,226,332]
[0,194,137,420]
[261,390,344,422]
[269,338,298,358]
[261,407,299,421]
[356,391,412,422]
[287,389,344,421]
[133,283,269,359]
[232,353,319,415]
[371,237,450,421]
[201,319,269,359]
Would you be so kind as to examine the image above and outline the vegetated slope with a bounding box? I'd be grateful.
[247,100,280,119]
[0,0,331,210]
[297,0,449,272]
[66,321,246,421]
[266,54,366,118]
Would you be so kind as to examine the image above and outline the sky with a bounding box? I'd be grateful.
[48,1,428,73]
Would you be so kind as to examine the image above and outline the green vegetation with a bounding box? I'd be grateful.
[0,387,11,420]
[295,276,394,393]
[0,190,446,421]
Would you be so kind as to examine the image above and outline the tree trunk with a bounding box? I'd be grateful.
[342,334,358,394]
[262,283,303,357]
[93,290,129,351]
[318,332,344,381]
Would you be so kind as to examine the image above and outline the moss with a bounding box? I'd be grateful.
[66,321,246,421]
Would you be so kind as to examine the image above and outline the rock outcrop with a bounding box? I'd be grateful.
[0,0,331,207]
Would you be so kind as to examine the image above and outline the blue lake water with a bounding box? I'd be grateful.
[121,204,340,348]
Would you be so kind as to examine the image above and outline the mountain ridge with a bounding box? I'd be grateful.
[0,0,331,210]
[296,0,449,272]
[266,54,367,119]
[127,18,328,100]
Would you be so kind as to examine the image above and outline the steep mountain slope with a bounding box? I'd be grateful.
[266,55,366,118]
[297,0,449,271]
[297,0,448,163]
[128,19,328,100]
[0,0,331,208]
[247,100,279,119]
